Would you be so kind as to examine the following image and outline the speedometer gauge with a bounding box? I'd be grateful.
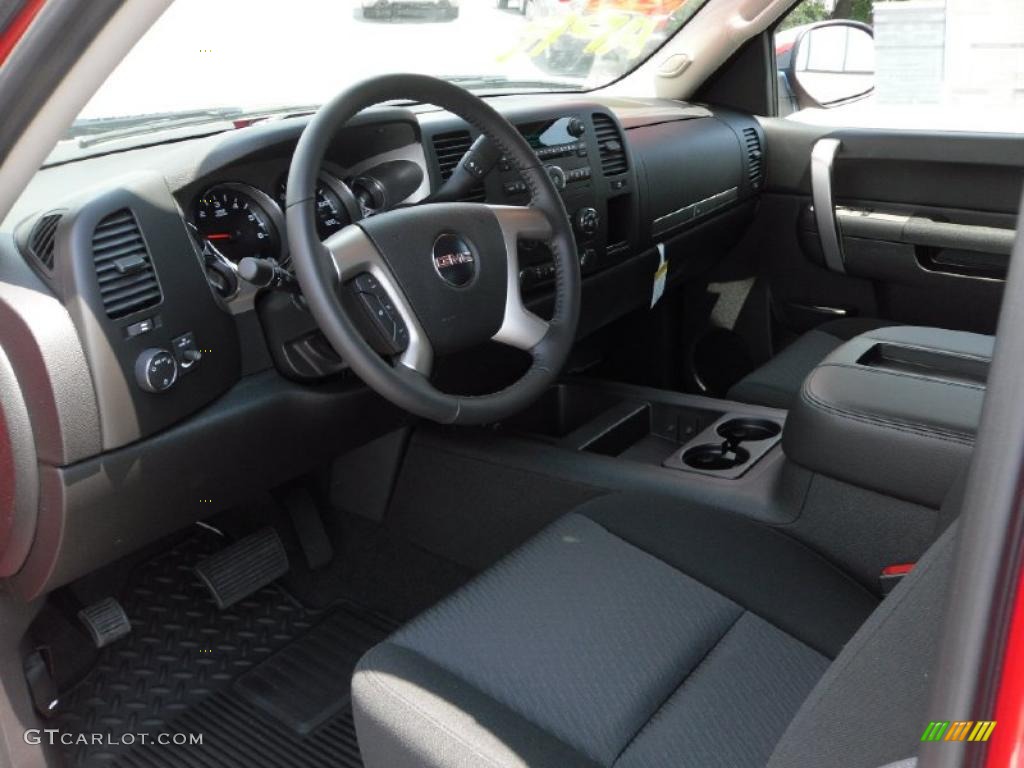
[194,184,281,264]
[277,173,357,240]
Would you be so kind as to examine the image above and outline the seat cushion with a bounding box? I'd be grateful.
[727,318,895,409]
[352,493,879,768]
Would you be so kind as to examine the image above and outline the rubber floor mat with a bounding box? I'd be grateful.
[55,531,397,768]
[235,608,395,735]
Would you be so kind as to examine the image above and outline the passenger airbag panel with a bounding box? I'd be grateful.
[629,118,744,241]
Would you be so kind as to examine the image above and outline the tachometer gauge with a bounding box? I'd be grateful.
[194,184,282,265]
[277,173,358,240]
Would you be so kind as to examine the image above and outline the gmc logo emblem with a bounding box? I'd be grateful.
[433,251,474,269]
[431,234,477,288]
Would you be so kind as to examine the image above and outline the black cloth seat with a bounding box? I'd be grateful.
[353,493,955,768]
[728,318,894,409]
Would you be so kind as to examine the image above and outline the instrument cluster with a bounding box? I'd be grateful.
[192,172,358,270]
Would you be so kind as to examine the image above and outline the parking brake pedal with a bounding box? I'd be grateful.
[195,528,289,609]
[78,597,131,649]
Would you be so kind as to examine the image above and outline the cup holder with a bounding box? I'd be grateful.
[665,414,783,476]
[682,443,751,471]
[716,418,781,443]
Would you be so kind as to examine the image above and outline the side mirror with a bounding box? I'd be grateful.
[785,21,875,110]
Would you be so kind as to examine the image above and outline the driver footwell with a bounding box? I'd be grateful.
[51,524,451,767]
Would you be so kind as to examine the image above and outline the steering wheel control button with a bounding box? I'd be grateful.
[135,348,178,393]
[172,332,202,373]
[463,156,486,178]
[431,233,477,288]
[348,273,410,356]
[353,273,381,292]
[360,292,401,341]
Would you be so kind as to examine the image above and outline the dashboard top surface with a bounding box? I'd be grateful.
[3,95,709,231]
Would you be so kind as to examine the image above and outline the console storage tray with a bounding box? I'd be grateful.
[501,382,784,478]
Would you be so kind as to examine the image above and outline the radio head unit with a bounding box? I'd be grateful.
[519,116,587,156]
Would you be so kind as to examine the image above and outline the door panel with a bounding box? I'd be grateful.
[753,119,1023,339]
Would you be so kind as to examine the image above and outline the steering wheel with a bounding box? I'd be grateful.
[286,74,581,425]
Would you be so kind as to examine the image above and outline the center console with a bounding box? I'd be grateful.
[493,325,993,513]
[461,325,991,589]
[782,325,992,507]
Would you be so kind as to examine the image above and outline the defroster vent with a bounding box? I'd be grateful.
[91,209,162,319]
[27,213,62,270]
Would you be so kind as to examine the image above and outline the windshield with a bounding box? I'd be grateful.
[73,0,707,137]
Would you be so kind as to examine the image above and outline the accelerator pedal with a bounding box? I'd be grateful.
[195,527,289,609]
[78,597,131,649]
[284,488,334,571]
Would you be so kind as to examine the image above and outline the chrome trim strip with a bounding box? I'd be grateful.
[652,186,739,235]
[811,138,845,274]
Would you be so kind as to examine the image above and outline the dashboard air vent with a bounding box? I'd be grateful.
[432,130,485,202]
[27,213,62,270]
[593,113,627,176]
[91,209,162,319]
[743,127,764,188]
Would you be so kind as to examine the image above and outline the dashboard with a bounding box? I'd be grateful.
[0,93,764,598]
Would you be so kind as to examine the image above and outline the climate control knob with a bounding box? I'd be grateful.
[574,207,600,238]
[135,348,178,393]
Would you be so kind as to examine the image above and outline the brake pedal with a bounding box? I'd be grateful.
[78,597,131,649]
[195,528,289,609]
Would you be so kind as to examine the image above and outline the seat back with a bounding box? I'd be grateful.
[767,524,956,768]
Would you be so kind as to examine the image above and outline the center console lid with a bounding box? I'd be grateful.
[782,326,993,507]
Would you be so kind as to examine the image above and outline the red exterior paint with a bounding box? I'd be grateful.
[987,561,1024,767]
[0,0,47,67]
